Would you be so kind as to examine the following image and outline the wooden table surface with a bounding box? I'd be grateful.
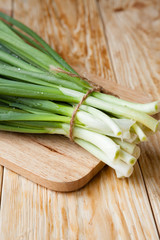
[0,0,160,239]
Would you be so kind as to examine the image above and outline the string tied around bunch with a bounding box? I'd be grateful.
[50,66,115,141]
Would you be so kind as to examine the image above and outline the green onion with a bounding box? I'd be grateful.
[0,11,76,73]
[93,92,160,115]
[0,49,41,72]
[132,123,147,142]
[0,12,159,178]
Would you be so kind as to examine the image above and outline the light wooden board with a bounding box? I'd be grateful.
[0,0,160,239]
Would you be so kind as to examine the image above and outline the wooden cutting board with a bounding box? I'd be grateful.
[0,72,153,192]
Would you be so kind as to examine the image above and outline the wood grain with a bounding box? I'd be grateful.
[99,0,160,233]
[0,0,160,239]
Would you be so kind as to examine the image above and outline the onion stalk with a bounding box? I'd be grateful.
[0,12,159,178]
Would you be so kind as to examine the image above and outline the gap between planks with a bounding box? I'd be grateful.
[96,0,160,237]
[0,0,14,209]
[0,167,4,208]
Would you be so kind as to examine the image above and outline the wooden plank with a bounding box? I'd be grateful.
[0,167,159,240]
[99,0,160,98]
[99,0,160,233]
[0,0,12,205]
[0,0,159,239]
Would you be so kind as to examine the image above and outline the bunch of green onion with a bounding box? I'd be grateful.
[0,12,159,178]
